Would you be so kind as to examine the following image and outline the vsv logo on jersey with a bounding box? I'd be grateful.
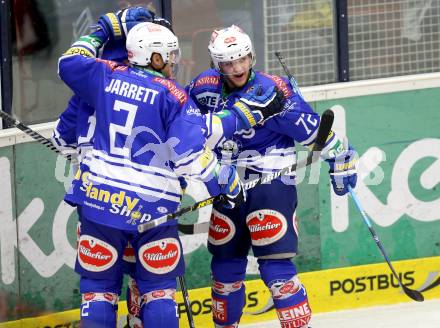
[77,235,118,272]
[269,276,302,300]
[208,210,236,245]
[139,238,181,274]
[246,209,288,246]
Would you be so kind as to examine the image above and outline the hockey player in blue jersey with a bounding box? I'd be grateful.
[54,9,286,327]
[56,18,255,327]
[187,25,358,328]
[52,8,175,327]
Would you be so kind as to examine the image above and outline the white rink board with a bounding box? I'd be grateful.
[243,299,440,328]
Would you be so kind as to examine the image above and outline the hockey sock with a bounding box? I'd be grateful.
[79,277,121,328]
[80,292,119,328]
[259,258,312,328]
[138,278,178,328]
[211,257,247,327]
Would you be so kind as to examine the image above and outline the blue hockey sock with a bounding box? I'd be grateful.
[259,259,312,328]
[211,257,247,326]
[138,278,178,328]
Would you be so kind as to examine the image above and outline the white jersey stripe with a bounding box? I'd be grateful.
[85,155,182,196]
[91,149,179,180]
[89,174,181,203]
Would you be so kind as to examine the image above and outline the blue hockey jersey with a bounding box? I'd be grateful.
[58,51,221,231]
[187,69,341,174]
[52,39,128,159]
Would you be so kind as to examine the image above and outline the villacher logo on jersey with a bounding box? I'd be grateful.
[139,238,181,274]
[208,210,236,245]
[246,209,288,246]
[77,235,118,272]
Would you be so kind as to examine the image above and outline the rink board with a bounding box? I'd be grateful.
[1,256,439,328]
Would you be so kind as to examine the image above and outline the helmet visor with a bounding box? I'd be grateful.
[169,48,181,65]
[218,54,254,76]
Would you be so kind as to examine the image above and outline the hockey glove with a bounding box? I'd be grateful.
[327,145,358,196]
[231,86,285,130]
[97,7,154,41]
[153,17,174,33]
[216,164,246,209]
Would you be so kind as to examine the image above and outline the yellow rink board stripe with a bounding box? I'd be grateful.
[1,256,439,328]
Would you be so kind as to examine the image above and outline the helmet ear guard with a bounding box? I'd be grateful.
[126,22,180,67]
[208,25,255,72]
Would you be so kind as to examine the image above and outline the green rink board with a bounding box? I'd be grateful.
[0,146,19,320]
[316,87,440,268]
[0,87,439,321]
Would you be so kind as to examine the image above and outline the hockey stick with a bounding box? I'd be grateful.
[0,110,199,320]
[277,50,426,300]
[178,276,195,328]
[348,186,424,302]
[144,108,335,235]
[419,275,440,293]
[275,51,300,92]
[0,110,73,161]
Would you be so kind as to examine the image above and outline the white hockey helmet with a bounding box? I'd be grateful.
[126,22,180,67]
[208,25,255,71]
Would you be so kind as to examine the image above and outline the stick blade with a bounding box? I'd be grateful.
[178,223,195,235]
[403,286,424,302]
[419,275,440,293]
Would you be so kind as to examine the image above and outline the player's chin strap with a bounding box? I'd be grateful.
[136,109,334,234]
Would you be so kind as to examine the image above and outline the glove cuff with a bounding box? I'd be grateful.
[232,101,258,130]
[100,13,124,40]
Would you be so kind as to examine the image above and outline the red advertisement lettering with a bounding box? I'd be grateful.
[153,77,187,104]
[212,296,227,322]
[261,73,292,98]
[276,300,312,328]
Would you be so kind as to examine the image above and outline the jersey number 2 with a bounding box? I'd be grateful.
[109,100,138,156]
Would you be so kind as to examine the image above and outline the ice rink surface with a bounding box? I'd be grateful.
[244,298,440,328]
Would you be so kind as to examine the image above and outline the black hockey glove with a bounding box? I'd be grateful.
[231,86,285,130]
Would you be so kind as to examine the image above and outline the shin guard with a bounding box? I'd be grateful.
[138,278,178,328]
[141,289,177,327]
[211,257,247,327]
[259,259,312,328]
[80,292,119,328]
